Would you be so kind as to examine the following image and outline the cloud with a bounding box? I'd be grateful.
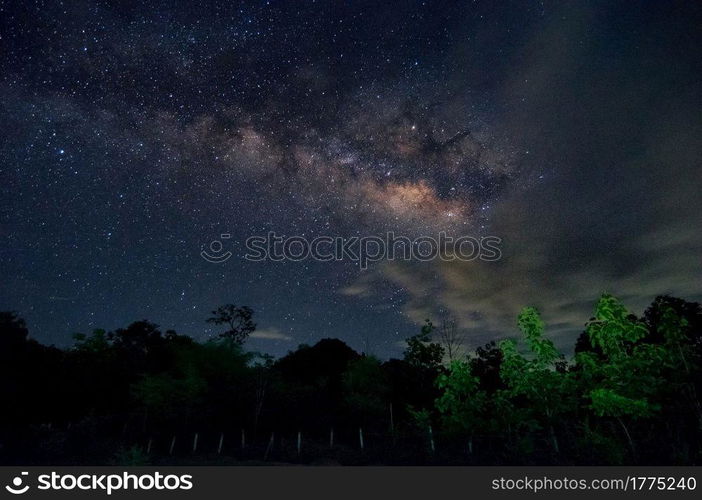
[250,327,292,341]
[339,284,370,297]
[341,2,702,355]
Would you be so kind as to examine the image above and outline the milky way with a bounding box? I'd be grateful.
[2,1,701,356]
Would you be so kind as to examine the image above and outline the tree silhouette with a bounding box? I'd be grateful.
[0,311,29,349]
[342,356,389,423]
[404,319,444,370]
[207,304,256,346]
[437,313,466,362]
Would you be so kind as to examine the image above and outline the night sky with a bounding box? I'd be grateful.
[1,0,701,358]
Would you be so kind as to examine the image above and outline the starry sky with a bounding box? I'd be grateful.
[1,0,701,357]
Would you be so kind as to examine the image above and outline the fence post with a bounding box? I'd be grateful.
[169,436,176,455]
[428,425,435,454]
[297,431,302,456]
[217,432,224,454]
[389,403,394,436]
[146,437,152,454]
[263,432,274,461]
[192,432,199,453]
[329,428,334,449]
[359,427,364,450]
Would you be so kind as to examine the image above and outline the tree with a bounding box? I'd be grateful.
[403,320,447,449]
[577,294,665,459]
[0,312,29,349]
[499,307,570,455]
[654,304,702,429]
[644,295,702,359]
[343,356,389,422]
[273,339,360,431]
[469,341,504,394]
[251,353,274,435]
[584,294,647,357]
[435,360,485,454]
[437,314,466,362]
[404,319,445,371]
[110,320,164,354]
[72,329,110,353]
[133,367,206,425]
[207,304,256,346]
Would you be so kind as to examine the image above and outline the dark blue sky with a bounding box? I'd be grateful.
[1,0,700,358]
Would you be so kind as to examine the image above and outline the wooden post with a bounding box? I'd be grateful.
[359,427,364,450]
[217,432,224,454]
[428,425,435,454]
[146,438,152,454]
[329,428,334,449]
[169,436,176,455]
[192,432,199,453]
[241,428,246,449]
[297,431,302,456]
[389,403,395,436]
[263,432,274,461]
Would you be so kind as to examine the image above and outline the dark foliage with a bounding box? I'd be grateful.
[0,294,700,465]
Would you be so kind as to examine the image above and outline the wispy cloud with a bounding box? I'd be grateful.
[250,327,292,341]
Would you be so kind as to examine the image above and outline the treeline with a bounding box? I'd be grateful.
[0,294,700,465]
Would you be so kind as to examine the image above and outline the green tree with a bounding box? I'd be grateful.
[500,307,570,454]
[435,360,485,454]
[577,294,665,459]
